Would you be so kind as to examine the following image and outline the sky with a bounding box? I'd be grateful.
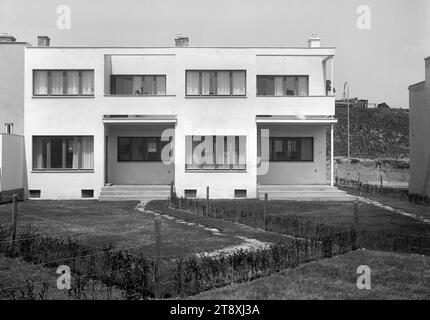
[1,0,429,108]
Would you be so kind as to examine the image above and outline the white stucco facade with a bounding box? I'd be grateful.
[24,42,336,199]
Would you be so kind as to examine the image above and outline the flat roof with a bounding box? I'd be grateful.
[26,46,336,50]
[408,81,425,89]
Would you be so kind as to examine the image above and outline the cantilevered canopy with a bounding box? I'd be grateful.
[256,115,337,124]
[103,114,177,124]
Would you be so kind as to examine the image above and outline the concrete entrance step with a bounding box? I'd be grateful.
[257,185,353,201]
[99,185,170,201]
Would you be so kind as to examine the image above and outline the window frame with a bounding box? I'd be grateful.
[256,75,309,97]
[185,70,247,97]
[32,135,94,171]
[269,137,314,162]
[110,74,167,96]
[32,70,95,97]
[117,136,169,162]
[185,135,247,171]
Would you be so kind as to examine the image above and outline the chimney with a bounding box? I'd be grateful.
[308,33,321,48]
[175,33,189,47]
[38,35,50,47]
[0,33,16,42]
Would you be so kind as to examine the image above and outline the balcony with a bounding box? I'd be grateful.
[254,95,335,116]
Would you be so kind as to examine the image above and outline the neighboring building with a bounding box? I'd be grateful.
[335,98,368,109]
[409,56,430,198]
[0,34,28,202]
[23,34,349,200]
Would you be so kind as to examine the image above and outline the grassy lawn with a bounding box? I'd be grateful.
[191,249,430,300]
[198,199,430,236]
[341,187,430,222]
[0,200,242,258]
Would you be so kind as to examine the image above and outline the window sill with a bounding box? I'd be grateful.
[185,169,247,173]
[256,95,334,98]
[32,95,95,99]
[32,170,95,173]
[104,94,176,97]
[185,95,247,99]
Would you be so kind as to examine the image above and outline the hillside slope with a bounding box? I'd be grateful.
[328,107,409,159]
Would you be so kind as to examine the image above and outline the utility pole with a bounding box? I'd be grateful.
[343,82,351,176]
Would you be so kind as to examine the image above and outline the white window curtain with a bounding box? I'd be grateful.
[132,76,143,95]
[72,137,80,169]
[80,137,94,169]
[274,77,284,96]
[186,71,200,95]
[34,71,48,95]
[238,136,246,165]
[142,76,155,95]
[81,71,94,95]
[33,138,46,169]
[298,77,309,96]
[155,76,166,95]
[285,77,296,96]
[50,71,64,95]
[201,72,211,95]
[66,71,79,95]
[215,136,226,168]
[185,136,193,167]
[232,71,245,95]
[217,71,230,95]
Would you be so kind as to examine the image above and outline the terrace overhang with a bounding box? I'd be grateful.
[103,114,177,124]
[256,115,337,125]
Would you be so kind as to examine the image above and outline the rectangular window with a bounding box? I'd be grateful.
[110,75,166,95]
[186,70,246,96]
[32,136,94,170]
[33,70,95,96]
[269,137,313,161]
[257,75,309,96]
[117,137,169,161]
[185,135,246,170]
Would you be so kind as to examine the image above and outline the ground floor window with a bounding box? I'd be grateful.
[117,137,170,161]
[269,137,313,161]
[185,135,246,170]
[33,136,94,170]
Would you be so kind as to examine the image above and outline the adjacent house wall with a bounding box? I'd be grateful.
[0,43,27,135]
[409,57,430,197]
[0,134,25,202]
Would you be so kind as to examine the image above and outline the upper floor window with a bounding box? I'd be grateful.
[110,75,166,95]
[33,70,94,96]
[186,70,246,96]
[257,75,309,96]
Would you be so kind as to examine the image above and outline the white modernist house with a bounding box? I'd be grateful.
[24,34,348,200]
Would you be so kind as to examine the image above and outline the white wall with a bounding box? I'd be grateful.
[257,125,327,185]
[107,124,174,185]
[24,46,335,199]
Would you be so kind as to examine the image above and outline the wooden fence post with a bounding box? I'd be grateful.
[264,193,268,231]
[169,182,174,205]
[352,200,359,250]
[9,194,18,254]
[154,217,162,299]
[380,174,383,189]
[206,186,210,217]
